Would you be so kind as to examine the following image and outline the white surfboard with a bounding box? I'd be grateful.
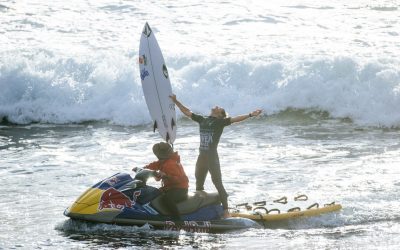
[139,22,176,144]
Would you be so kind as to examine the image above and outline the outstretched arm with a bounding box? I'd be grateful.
[230,109,262,124]
[170,94,193,118]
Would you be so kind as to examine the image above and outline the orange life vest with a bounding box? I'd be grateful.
[144,152,189,191]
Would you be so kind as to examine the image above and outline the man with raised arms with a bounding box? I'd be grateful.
[170,94,262,218]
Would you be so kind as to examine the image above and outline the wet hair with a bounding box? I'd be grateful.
[220,109,227,118]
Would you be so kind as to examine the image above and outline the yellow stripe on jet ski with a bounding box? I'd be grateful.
[68,188,103,215]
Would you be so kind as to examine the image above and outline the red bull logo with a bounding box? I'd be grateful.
[98,188,133,211]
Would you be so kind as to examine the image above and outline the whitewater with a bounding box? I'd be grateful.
[1,0,399,127]
[1,0,400,249]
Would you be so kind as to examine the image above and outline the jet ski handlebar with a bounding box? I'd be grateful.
[132,168,158,183]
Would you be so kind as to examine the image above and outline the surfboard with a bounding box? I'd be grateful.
[139,22,176,143]
[230,195,342,223]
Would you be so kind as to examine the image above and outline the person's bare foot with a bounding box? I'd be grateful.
[223,209,231,218]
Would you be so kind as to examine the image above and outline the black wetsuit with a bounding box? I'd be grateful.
[191,113,231,209]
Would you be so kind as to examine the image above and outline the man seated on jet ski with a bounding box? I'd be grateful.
[143,142,189,220]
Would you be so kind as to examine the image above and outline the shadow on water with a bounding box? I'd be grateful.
[0,120,148,151]
[57,219,226,249]
[56,215,351,248]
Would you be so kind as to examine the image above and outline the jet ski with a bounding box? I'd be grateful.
[64,169,260,233]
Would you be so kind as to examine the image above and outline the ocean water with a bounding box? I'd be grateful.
[1,0,400,249]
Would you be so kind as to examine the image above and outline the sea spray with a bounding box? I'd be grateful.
[1,49,399,127]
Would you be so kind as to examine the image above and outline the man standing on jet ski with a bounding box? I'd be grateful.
[143,142,189,220]
[170,94,262,218]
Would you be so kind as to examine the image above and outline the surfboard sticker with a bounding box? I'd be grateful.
[143,24,152,37]
[162,64,169,79]
[139,55,147,65]
[139,22,177,143]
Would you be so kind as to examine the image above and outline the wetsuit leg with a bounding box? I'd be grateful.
[162,188,188,220]
[195,152,209,191]
[208,151,228,209]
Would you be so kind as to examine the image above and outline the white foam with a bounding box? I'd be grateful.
[1,50,399,127]
[1,0,399,127]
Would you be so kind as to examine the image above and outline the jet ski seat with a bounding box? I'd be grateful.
[151,191,221,215]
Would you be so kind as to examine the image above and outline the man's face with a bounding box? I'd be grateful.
[211,106,226,118]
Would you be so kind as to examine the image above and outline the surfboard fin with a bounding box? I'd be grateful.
[171,118,176,128]
[166,132,170,143]
[153,121,157,132]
